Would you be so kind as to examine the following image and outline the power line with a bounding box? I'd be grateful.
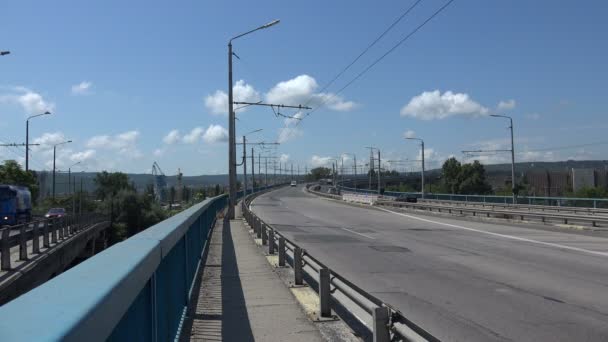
[521,140,608,153]
[300,0,456,123]
[303,0,425,107]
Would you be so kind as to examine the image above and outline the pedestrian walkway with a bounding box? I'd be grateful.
[182,206,324,342]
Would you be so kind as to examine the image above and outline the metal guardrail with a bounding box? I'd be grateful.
[0,195,227,341]
[1,213,108,271]
[374,199,608,227]
[339,185,608,209]
[244,186,439,342]
[418,198,608,216]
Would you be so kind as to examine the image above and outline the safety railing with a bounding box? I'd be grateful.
[243,189,439,342]
[0,213,108,271]
[0,195,227,341]
[374,199,608,227]
[339,185,608,209]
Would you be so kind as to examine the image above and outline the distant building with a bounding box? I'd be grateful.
[572,168,595,192]
[524,170,571,197]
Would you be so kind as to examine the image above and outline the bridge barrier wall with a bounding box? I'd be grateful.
[0,183,285,341]
[0,195,227,341]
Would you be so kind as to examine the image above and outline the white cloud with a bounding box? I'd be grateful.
[279,154,290,163]
[311,155,333,167]
[86,130,142,158]
[32,132,67,148]
[277,127,303,143]
[163,129,181,144]
[70,149,96,163]
[497,99,516,110]
[403,129,416,139]
[202,124,228,143]
[266,75,355,111]
[283,111,304,126]
[153,148,164,157]
[0,86,55,114]
[183,127,205,144]
[71,81,92,95]
[204,80,261,115]
[400,90,489,120]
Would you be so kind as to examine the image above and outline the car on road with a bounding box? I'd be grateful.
[45,208,67,219]
[395,194,418,203]
[290,181,297,187]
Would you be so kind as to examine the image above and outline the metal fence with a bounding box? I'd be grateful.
[0,195,226,341]
[0,183,286,341]
[340,186,608,209]
[1,213,108,271]
[243,186,439,342]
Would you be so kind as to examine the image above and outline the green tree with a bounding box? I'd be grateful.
[214,184,221,196]
[457,161,492,194]
[0,160,39,200]
[441,157,461,194]
[94,171,133,200]
[307,167,332,181]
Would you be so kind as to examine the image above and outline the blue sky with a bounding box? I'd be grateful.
[1,0,607,175]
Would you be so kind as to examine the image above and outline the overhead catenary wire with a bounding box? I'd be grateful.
[299,0,456,124]
[302,0,425,108]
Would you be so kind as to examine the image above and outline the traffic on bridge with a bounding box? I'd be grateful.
[2,1,608,341]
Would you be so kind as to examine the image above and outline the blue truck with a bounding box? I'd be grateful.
[0,185,32,226]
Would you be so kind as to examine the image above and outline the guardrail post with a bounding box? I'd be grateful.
[19,224,28,261]
[43,221,50,248]
[262,223,268,246]
[294,247,303,285]
[58,218,64,240]
[32,222,40,254]
[1,228,10,270]
[319,268,331,317]
[256,218,262,239]
[52,219,58,244]
[372,306,390,342]
[278,237,286,266]
[268,228,275,254]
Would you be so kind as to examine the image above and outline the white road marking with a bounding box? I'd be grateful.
[376,206,608,258]
[341,227,376,239]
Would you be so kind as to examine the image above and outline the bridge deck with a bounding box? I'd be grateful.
[182,206,323,342]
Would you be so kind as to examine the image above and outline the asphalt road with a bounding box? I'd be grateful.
[251,186,608,342]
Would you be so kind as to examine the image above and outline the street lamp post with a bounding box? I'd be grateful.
[491,114,516,204]
[242,129,263,196]
[26,111,52,172]
[342,153,358,190]
[52,140,72,201]
[0,51,9,56]
[228,19,280,219]
[68,162,81,215]
[406,137,425,199]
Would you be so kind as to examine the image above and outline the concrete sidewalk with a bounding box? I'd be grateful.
[182,206,324,342]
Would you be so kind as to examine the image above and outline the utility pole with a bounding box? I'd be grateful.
[406,137,425,199]
[491,114,516,204]
[25,111,51,172]
[265,157,268,186]
[228,19,281,219]
[377,150,381,195]
[243,136,248,195]
[251,147,255,191]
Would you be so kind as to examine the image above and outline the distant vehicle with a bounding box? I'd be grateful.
[0,185,32,226]
[290,181,297,187]
[45,208,67,219]
[395,194,417,203]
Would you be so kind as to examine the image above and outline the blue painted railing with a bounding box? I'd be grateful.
[0,194,227,341]
[0,184,284,341]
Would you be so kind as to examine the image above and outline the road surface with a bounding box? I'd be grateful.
[251,186,608,342]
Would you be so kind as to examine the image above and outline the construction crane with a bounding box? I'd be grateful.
[152,161,167,203]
